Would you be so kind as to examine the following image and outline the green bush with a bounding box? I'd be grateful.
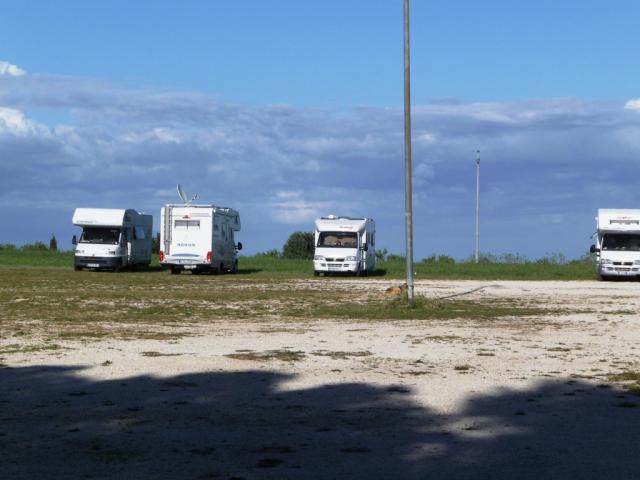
[282,232,315,260]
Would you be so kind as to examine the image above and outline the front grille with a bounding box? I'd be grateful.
[76,256,109,265]
[613,262,633,266]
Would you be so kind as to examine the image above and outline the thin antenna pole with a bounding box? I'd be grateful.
[403,0,415,304]
[475,150,480,264]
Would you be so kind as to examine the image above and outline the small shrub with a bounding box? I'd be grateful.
[21,242,49,252]
[255,249,281,258]
[151,232,161,254]
[49,234,58,252]
[282,232,314,260]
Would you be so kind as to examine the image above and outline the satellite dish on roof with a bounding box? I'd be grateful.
[176,184,198,206]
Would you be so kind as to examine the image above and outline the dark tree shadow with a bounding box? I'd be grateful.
[0,366,638,479]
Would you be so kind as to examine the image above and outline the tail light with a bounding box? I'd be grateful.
[206,251,212,263]
[159,251,165,262]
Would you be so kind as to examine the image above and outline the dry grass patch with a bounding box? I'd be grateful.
[311,350,372,360]
[608,370,640,396]
[225,349,306,362]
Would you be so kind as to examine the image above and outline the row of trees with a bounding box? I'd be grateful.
[8,232,591,265]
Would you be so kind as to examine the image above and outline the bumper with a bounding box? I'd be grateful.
[162,258,208,270]
[75,256,123,269]
[313,260,360,273]
[598,265,640,276]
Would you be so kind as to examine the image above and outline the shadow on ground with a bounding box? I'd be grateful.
[0,365,638,479]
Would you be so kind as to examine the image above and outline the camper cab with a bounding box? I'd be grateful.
[72,208,153,271]
[590,209,640,280]
[313,215,375,276]
[160,204,242,274]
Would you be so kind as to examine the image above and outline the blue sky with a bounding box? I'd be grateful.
[1,1,640,259]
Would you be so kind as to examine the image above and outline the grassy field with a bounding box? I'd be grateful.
[0,244,597,280]
[0,264,569,346]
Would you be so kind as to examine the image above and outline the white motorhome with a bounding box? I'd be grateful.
[160,203,242,274]
[72,208,153,271]
[590,209,640,280]
[313,215,375,276]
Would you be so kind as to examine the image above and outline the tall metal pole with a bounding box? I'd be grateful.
[403,0,415,303]
[475,150,480,264]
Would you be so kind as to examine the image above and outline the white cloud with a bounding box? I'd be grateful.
[0,107,48,136]
[624,99,640,111]
[270,190,335,224]
[0,61,26,77]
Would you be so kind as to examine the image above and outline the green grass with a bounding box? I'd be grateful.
[0,244,597,280]
[0,265,571,343]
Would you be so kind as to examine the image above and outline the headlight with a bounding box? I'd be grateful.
[345,256,357,261]
[107,250,116,255]
[634,260,640,265]
[600,258,612,265]
[75,249,84,254]
[314,255,324,261]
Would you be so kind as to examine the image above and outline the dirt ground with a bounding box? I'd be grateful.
[1,279,640,479]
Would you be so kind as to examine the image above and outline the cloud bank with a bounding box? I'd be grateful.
[1,63,639,258]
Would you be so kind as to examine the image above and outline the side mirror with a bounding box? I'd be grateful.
[590,244,599,254]
[362,243,368,252]
[72,235,77,245]
[236,242,243,251]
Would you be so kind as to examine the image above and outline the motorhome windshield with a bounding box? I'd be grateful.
[80,227,121,245]
[602,233,640,251]
[317,231,358,248]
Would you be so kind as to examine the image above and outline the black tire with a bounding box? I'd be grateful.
[170,268,181,275]
[231,260,238,274]
[74,265,82,271]
[313,270,320,277]
[219,263,225,274]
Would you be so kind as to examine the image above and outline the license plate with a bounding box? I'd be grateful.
[87,263,100,268]
[184,265,196,269]
[328,265,340,271]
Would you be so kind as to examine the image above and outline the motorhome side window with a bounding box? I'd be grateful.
[318,232,358,248]
[174,220,200,230]
[79,227,121,245]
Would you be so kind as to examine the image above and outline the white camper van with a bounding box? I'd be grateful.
[72,208,153,271]
[313,215,375,276]
[160,203,242,274]
[590,209,640,280]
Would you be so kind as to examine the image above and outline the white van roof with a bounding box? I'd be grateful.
[72,208,136,227]
[314,216,372,232]
[597,209,640,232]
